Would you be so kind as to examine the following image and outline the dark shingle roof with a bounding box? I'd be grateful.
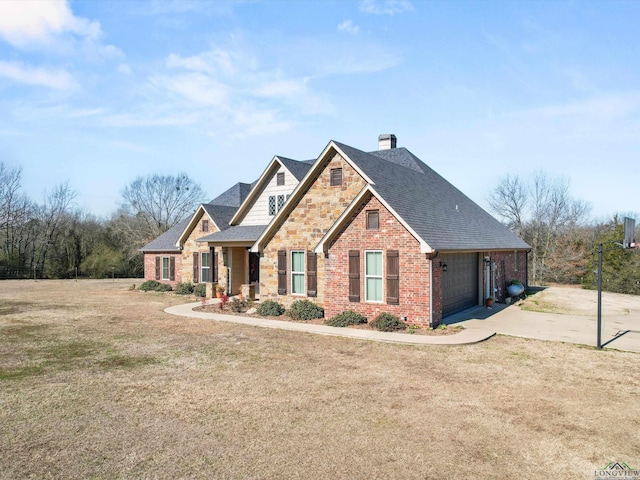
[139,218,190,252]
[278,157,314,181]
[202,204,237,231]
[334,142,530,251]
[209,182,253,207]
[198,225,267,243]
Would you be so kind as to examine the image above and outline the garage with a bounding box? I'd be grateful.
[441,253,479,317]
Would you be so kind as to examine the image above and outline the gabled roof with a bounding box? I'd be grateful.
[229,155,313,225]
[139,218,190,253]
[177,203,238,246]
[197,225,267,244]
[255,140,530,254]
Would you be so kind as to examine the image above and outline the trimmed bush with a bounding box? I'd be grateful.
[193,283,206,298]
[256,300,285,316]
[139,280,172,292]
[370,312,406,332]
[287,299,324,321]
[175,282,194,295]
[325,310,367,327]
[229,298,246,313]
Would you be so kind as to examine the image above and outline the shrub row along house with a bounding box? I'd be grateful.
[141,135,530,326]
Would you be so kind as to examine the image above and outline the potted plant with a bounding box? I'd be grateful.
[215,284,225,298]
[485,296,495,307]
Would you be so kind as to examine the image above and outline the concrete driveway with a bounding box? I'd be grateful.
[444,287,640,353]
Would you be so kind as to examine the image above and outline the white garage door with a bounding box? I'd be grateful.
[441,253,479,317]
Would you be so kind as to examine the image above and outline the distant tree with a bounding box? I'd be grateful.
[489,171,590,285]
[121,172,205,240]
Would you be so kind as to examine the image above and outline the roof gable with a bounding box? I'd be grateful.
[229,155,312,225]
[254,139,530,253]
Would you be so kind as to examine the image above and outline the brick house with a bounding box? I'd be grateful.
[252,135,530,326]
[140,182,253,288]
[142,134,529,326]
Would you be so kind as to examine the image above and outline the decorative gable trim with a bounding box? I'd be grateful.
[251,140,374,254]
[229,156,302,225]
[313,185,434,255]
[176,205,220,247]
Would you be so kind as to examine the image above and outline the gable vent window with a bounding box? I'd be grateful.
[268,195,276,215]
[277,194,285,211]
[330,168,343,187]
[366,210,379,230]
[277,172,285,186]
[202,219,209,232]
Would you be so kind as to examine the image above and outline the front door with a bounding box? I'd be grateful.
[249,252,260,294]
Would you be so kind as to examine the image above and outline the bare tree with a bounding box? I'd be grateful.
[121,172,205,239]
[489,171,591,285]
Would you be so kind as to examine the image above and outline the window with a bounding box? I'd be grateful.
[277,172,285,186]
[162,257,170,280]
[330,168,342,186]
[366,210,379,230]
[277,194,285,211]
[365,251,383,302]
[291,250,305,295]
[201,252,210,282]
[268,195,276,215]
[202,219,209,232]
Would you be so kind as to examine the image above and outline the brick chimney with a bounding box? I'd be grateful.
[378,134,397,150]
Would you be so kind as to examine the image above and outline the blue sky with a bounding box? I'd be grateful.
[0,0,638,221]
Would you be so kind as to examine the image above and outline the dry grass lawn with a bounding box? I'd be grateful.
[1,279,638,479]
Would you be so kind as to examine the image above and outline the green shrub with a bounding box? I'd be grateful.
[175,282,194,295]
[287,299,324,320]
[370,312,406,332]
[193,283,206,298]
[326,310,367,327]
[256,300,285,316]
[229,298,246,313]
[139,280,172,292]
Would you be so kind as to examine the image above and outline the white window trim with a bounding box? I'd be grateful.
[161,256,170,280]
[364,250,383,303]
[201,252,210,283]
[291,250,305,296]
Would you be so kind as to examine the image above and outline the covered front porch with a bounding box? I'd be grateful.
[197,225,266,298]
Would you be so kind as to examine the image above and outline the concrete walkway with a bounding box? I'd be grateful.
[164,301,496,346]
[445,302,640,353]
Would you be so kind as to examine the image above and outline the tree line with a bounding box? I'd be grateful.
[488,171,640,295]
[1,160,638,295]
[0,162,204,280]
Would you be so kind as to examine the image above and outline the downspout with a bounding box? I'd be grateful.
[429,257,433,326]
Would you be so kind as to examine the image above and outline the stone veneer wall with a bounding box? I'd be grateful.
[484,250,528,301]
[260,152,367,307]
[143,253,182,288]
[325,194,433,327]
[181,211,218,284]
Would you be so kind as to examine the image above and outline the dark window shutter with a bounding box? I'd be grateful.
[170,256,175,281]
[278,250,287,295]
[212,247,218,283]
[307,252,317,297]
[387,250,399,305]
[330,168,342,186]
[348,250,360,302]
[193,252,199,283]
[155,256,160,280]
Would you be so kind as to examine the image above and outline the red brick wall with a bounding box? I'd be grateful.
[143,253,183,288]
[483,250,528,301]
[326,194,433,327]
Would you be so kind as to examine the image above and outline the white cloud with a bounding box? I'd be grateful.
[338,20,360,35]
[0,0,101,48]
[0,61,76,90]
[254,78,309,98]
[117,63,132,75]
[359,0,413,15]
